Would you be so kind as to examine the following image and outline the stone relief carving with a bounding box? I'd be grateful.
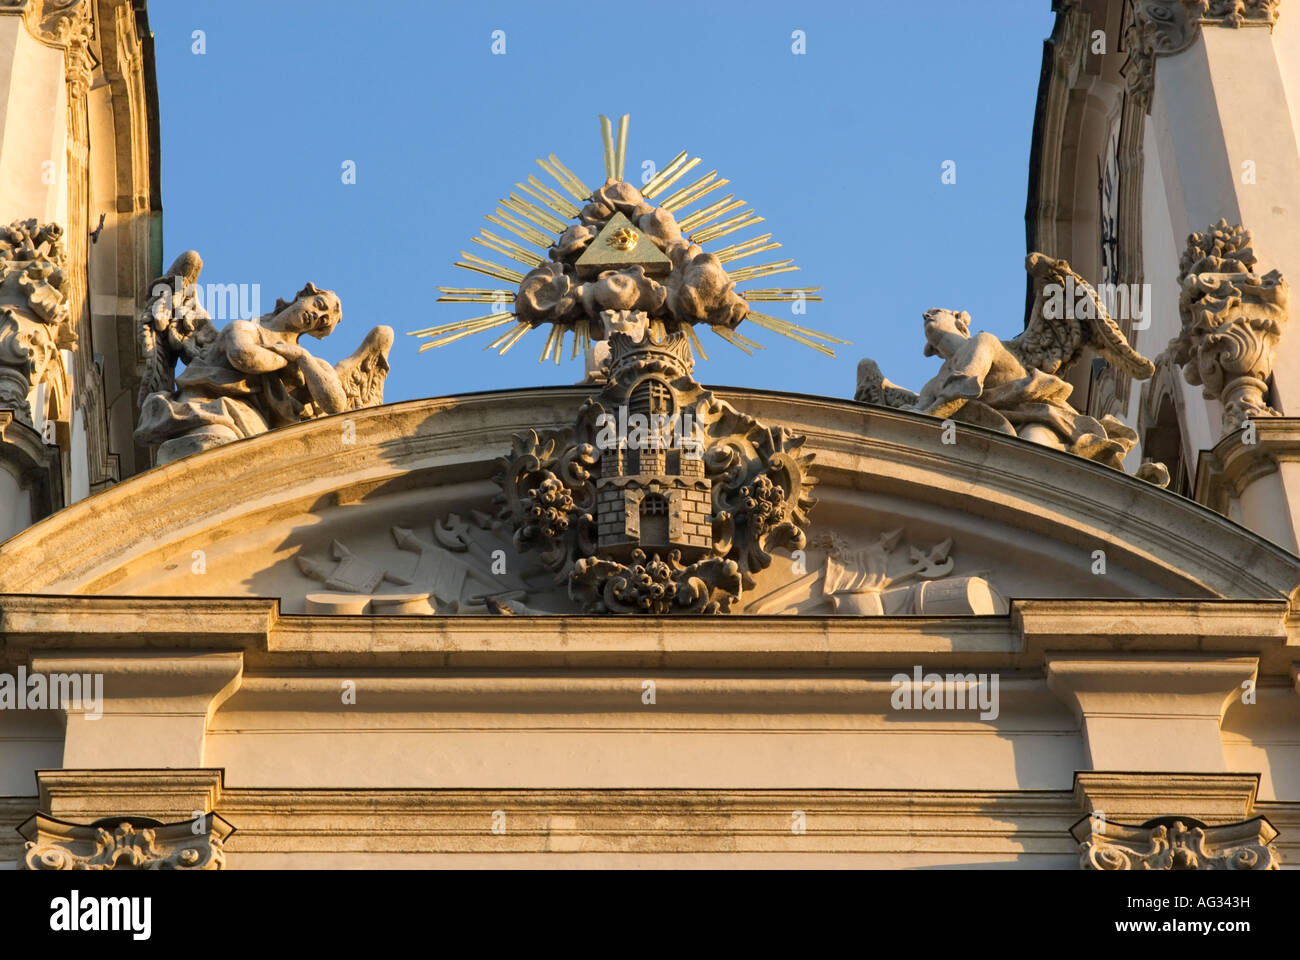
[134,251,394,465]
[21,813,233,870]
[1126,0,1281,110]
[1165,220,1289,434]
[497,325,816,615]
[1072,815,1280,870]
[0,219,74,427]
[744,529,1007,616]
[856,253,1168,485]
[295,512,537,614]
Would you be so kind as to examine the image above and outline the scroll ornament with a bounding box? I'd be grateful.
[22,814,232,871]
[1167,220,1289,434]
[1074,815,1280,870]
[496,323,816,615]
[0,219,73,427]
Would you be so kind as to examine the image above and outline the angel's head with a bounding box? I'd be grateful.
[266,283,342,339]
[921,308,971,358]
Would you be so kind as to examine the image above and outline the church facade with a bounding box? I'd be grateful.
[0,0,1297,869]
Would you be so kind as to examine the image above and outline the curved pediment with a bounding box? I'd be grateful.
[0,384,1296,616]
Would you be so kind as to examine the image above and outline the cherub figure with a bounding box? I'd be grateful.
[135,251,393,465]
[857,253,1167,483]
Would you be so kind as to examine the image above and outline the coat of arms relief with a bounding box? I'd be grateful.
[292,115,1005,617]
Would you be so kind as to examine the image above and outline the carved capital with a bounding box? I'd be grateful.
[1071,814,1279,869]
[1167,220,1289,434]
[0,219,73,425]
[1125,1,1280,110]
[0,0,92,47]
[19,813,234,870]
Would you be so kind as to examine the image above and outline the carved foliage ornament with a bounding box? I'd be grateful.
[0,0,91,45]
[1072,815,1280,870]
[0,219,73,426]
[1168,220,1289,433]
[21,813,234,870]
[496,326,816,615]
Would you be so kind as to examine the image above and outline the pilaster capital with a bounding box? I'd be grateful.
[1194,416,1300,513]
[1070,813,1279,869]
[20,812,234,870]
[1045,654,1257,770]
[28,651,244,768]
[0,0,91,47]
[1125,1,1281,110]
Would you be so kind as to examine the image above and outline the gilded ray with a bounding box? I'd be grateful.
[487,210,553,249]
[660,173,728,213]
[428,115,842,363]
[614,114,629,182]
[713,234,781,264]
[690,213,764,245]
[538,155,591,203]
[410,311,516,337]
[474,230,545,268]
[727,259,798,283]
[640,150,688,197]
[436,287,518,304]
[739,287,824,302]
[676,195,744,233]
[502,194,566,234]
[486,320,530,350]
[643,156,699,201]
[454,251,524,284]
[683,321,709,361]
[520,177,579,219]
[497,322,533,355]
[712,326,753,356]
[746,310,849,355]
[600,115,616,181]
[413,312,516,351]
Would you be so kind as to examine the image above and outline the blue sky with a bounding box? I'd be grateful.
[148,0,1056,402]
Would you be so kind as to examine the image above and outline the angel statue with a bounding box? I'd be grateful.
[856,253,1168,485]
[135,251,394,465]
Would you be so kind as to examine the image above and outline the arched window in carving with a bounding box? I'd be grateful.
[639,493,670,546]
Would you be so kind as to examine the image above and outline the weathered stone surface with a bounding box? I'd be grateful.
[135,252,394,465]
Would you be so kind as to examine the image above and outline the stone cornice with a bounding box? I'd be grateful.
[0,595,1295,674]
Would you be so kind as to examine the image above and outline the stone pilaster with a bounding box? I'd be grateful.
[1194,417,1300,549]
[1045,654,1256,771]
[28,651,244,768]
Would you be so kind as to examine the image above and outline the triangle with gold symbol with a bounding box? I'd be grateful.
[575,211,672,279]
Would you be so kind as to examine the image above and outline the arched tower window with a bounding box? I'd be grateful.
[639,493,669,546]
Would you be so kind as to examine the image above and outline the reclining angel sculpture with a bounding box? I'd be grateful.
[135,251,394,465]
[856,253,1168,484]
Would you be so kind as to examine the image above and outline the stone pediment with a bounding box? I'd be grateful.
[0,385,1297,616]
